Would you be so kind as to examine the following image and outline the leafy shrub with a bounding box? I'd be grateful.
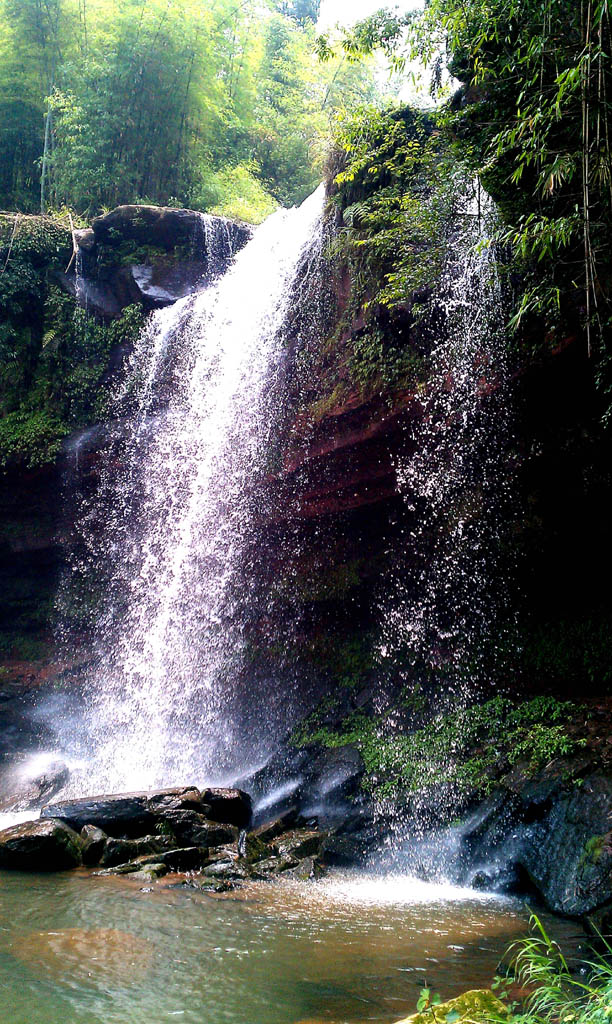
[294,695,583,799]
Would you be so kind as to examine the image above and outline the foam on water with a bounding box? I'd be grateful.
[0,809,40,829]
[315,871,508,907]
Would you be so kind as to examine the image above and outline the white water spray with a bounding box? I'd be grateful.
[60,187,326,794]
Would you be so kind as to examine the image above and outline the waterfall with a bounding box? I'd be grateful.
[383,193,512,681]
[58,186,326,795]
[374,188,515,871]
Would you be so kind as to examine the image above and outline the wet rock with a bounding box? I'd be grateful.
[98,834,175,868]
[319,834,366,867]
[129,263,205,307]
[144,788,205,815]
[456,768,612,914]
[583,902,612,944]
[42,786,205,835]
[80,824,107,866]
[96,845,207,876]
[200,788,252,828]
[182,877,237,893]
[91,205,250,253]
[250,810,300,843]
[0,817,82,871]
[243,832,273,865]
[238,749,309,825]
[281,856,326,881]
[395,989,508,1023]
[200,859,249,880]
[274,829,324,861]
[0,759,70,813]
[131,863,168,881]
[304,745,365,810]
[254,855,299,876]
[241,741,365,829]
[154,809,237,848]
[74,227,95,250]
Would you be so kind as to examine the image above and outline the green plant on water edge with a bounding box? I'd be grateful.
[292,695,585,799]
[409,914,612,1022]
[494,913,612,1023]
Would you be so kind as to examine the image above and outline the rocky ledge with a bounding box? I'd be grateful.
[0,785,335,889]
[63,204,252,318]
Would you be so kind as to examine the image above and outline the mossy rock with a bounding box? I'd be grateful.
[395,989,508,1024]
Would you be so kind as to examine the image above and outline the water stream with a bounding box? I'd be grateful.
[57,187,326,794]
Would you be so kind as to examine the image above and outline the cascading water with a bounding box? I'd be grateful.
[383,191,512,682]
[57,186,326,795]
[374,187,515,875]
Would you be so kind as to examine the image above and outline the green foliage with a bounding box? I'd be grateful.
[304,632,377,690]
[0,408,69,469]
[293,695,583,799]
[0,224,144,468]
[328,104,449,311]
[203,164,278,225]
[0,0,379,218]
[522,612,612,690]
[322,0,612,412]
[496,913,612,1024]
[350,323,426,392]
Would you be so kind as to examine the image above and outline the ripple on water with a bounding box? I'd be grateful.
[0,869,581,1024]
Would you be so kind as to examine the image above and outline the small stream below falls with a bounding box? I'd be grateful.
[0,871,578,1024]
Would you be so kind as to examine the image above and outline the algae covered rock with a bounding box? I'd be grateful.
[80,824,107,866]
[394,989,508,1024]
[0,817,83,871]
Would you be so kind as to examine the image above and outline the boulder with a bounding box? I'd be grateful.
[243,832,274,865]
[394,989,508,1024]
[252,855,299,876]
[153,809,237,848]
[91,205,250,253]
[274,829,324,861]
[200,859,249,881]
[57,205,252,319]
[464,771,612,915]
[319,834,366,867]
[0,817,82,871]
[41,786,204,835]
[98,834,175,868]
[80,824,107,866]
[0,758,70,813]
[240,741,365,829]
[250,810,299,843]
[281,856,326,881]
[131,863,168,881]
[96,846,207,876]
[200,788,252,828]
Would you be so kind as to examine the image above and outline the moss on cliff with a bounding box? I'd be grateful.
[0,216,144,469]
[293,694,585,800]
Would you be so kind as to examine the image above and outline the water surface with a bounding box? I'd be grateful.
[0,869,578,1024]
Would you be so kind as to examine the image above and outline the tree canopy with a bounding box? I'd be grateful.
[0,0,376,221]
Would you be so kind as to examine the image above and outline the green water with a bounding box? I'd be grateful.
[0,870,578,1024]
